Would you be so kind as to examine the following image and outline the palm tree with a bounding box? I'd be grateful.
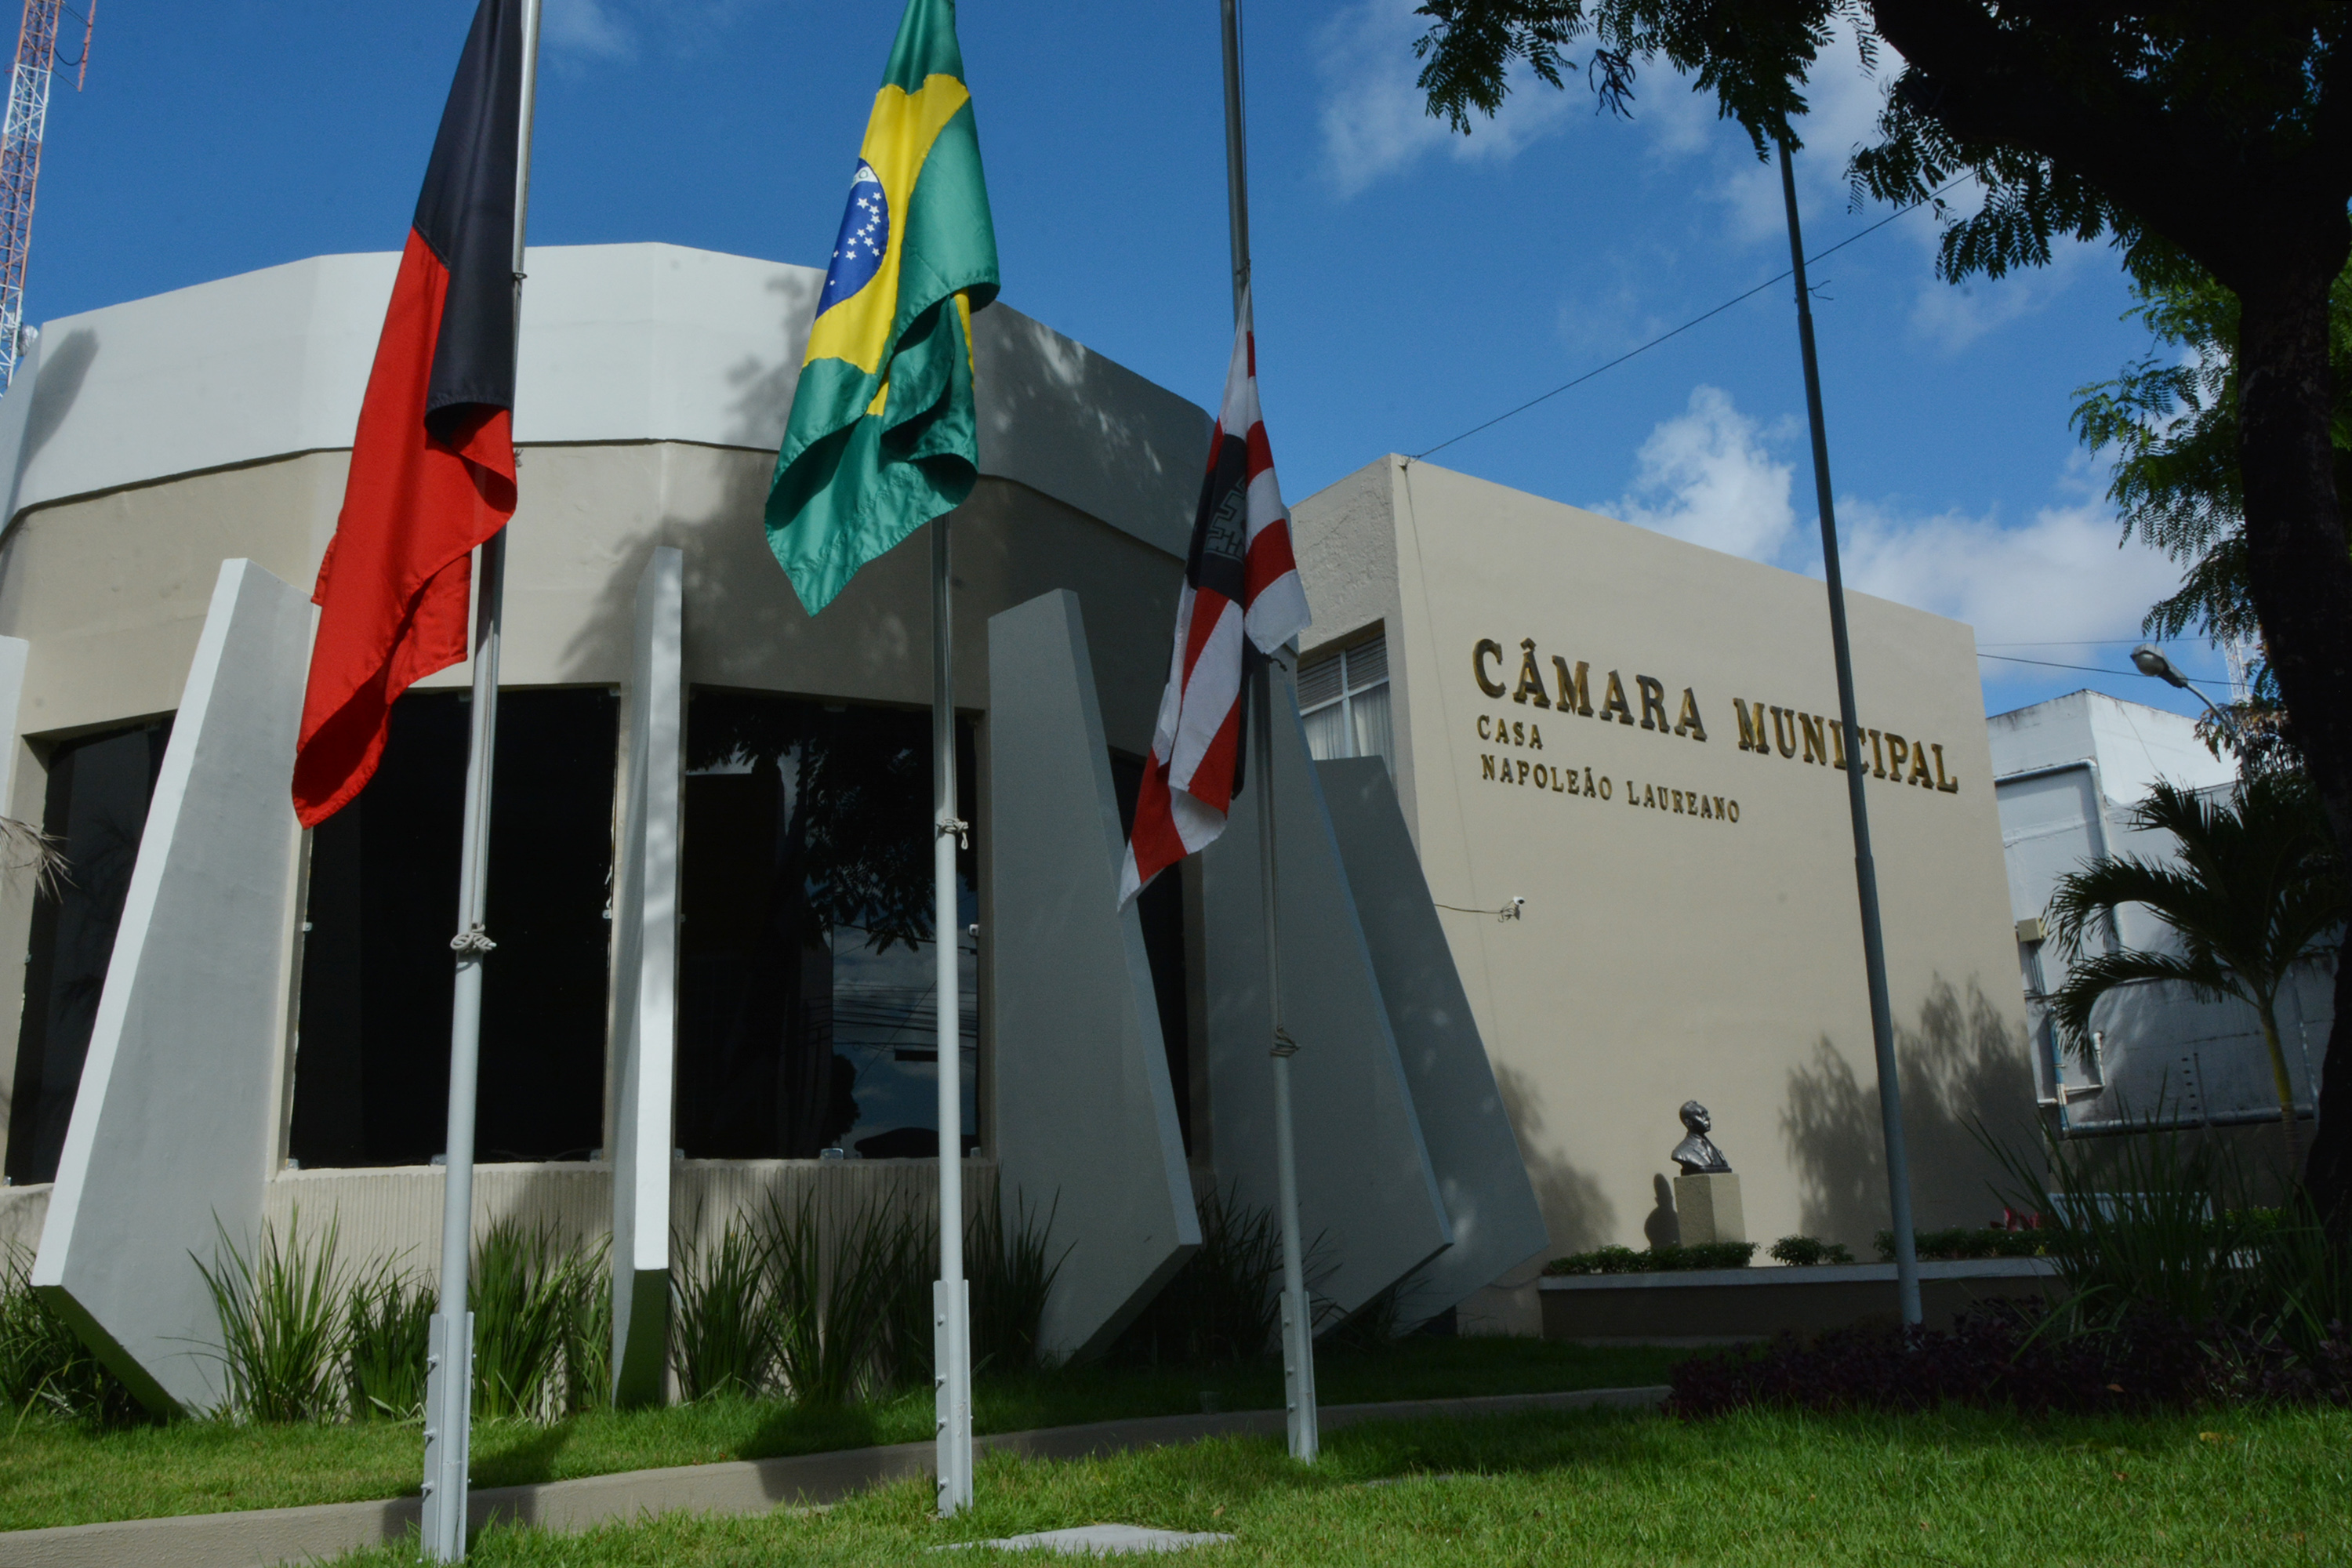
[2046,775,2344,1172]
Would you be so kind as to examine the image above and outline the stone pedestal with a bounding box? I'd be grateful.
[1672,1172,1745,1247]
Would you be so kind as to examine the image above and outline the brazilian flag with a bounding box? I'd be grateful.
[764,0,1000,615]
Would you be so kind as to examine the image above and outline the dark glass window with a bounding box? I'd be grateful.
[289,688,616,1167]
[677,690,977,1160]
[1109,753,1192,1155]
[6,720,173,1185]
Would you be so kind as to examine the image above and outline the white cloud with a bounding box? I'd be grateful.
[1605,387,2177,653]
[546,0,632,60]
[1315,0,1579,198]
[1601,384,1798,561]
[1835,493,2172,655]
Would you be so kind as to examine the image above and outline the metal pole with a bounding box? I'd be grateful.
[1254,662,1318,1460]
[422,3,540,1558]
[1777,139,1921,1326]
[1221,0,1316,1461]
[931,514,973,1515]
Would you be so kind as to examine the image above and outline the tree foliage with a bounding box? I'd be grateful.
[1414,6,2352,287]
[2069,252,2352,760]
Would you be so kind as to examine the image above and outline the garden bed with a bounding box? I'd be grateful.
[1541,1258,2058,1344]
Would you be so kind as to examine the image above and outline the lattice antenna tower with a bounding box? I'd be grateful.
[0,0,93,393]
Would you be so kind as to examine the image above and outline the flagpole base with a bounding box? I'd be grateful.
[419,1309,474,1561]
[934,1278,974,1515]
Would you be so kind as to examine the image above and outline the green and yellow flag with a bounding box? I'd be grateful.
[764,0,999,615]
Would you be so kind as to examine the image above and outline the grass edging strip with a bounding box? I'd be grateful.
[0,1385,1668,1568]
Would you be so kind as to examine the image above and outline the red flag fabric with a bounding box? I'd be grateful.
[1120,292,1312,904]
[292,0,527,828]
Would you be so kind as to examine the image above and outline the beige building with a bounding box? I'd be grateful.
[1290,457,2034,1265]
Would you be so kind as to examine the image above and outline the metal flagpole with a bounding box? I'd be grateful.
[1776,139,1921,1327]
[421,2,542,1558]
[931,514,974,1515]
[1221,0,1316,1463]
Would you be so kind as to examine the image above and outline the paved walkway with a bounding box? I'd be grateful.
[0,1385,1668,1568]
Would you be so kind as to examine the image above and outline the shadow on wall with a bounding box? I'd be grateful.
[1643,1174,1678,1250]
[2,327,97,536]
[1494,1062,1614,1261]
[1780,977,2037,1246]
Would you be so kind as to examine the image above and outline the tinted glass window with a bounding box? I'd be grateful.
[6,720,173,1185]
[677,690,977,1160]
[290,688,617,1167]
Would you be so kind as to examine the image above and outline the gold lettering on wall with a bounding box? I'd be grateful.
[1513,639,1552,707]
[1734,699,1768,753]
[1599,670,1635,726]
[1636,675,1671,732]
[1552,656,1592,716]
[1463,636,1961,818]
[1474,639,1506,698]
[1674,688,1708,741]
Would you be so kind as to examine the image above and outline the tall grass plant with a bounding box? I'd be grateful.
[0,1243,140,1425]
[196,1214,348,1424]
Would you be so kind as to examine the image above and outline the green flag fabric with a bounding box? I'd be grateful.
[764,0,1000,616]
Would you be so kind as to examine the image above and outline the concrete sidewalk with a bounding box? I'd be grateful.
[0,1385,1668,1568]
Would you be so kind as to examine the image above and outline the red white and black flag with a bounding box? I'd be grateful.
[1120,293,1312,904]
[292,0,528,827]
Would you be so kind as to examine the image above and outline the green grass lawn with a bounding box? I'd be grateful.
[0,1338,1676,1533]
[328,1403,2352,1566]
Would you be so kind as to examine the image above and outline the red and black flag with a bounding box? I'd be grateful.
[1120,292,1312,903]
[292,0,528,827]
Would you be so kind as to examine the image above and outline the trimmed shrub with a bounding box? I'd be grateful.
[1668,1301,2352,1417]
[1544,1242,1757,1276]
[1768,1235,1855,1266]
[1876,1226,2049,1261]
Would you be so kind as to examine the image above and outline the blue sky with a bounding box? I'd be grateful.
[30,1,2228,724]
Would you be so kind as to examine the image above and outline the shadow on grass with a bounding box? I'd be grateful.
[471,1421,579,1489]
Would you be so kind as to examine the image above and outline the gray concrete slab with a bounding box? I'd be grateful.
[0,1386,1668,1568]
[1201,679,1453,1320]
[1316,757,1550,1326]
[608,546,683,1406]
[987,590,1200,1361]
[939,1523,1235,1555]
[30,560,309,1414]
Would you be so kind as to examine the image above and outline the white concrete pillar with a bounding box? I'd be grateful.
[608,546,682,1406]
[31,559,309,1414]
[1317,757,1550,1324]
[987,590,1200,1361]
[1202,684,1454,1323]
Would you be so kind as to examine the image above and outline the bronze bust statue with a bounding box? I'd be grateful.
[1671,1101,1731,1175]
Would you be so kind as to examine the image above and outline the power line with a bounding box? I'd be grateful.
[1976,652,2126,676]
[1411,178,1966,462]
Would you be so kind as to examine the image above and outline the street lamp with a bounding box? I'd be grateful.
[2131,643,2239,737]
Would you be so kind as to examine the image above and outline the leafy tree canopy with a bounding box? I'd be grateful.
[1413,4,2352,292]
[2070,251,2352,760]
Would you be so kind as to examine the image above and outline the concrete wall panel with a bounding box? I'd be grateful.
[987,590,1198,1362]
[1316,757,1550,1323]
[0,246,1203,563]
[608,547,683,1405]
[30,559,308,1413]
[1203,683,1454,1322]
